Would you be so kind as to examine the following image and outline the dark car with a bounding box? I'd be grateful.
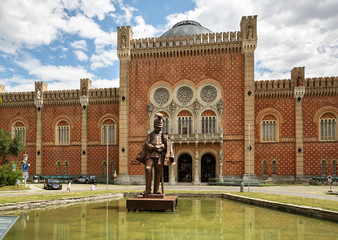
[44,178,62,190]
[74,175,96,184]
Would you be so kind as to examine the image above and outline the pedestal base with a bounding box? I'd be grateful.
[127,196,178,212]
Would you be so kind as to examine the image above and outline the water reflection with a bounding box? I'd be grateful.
[4,198,338,240]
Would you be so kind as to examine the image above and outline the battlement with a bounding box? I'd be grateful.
[130,31,242,50]
[304,76,338,88]
[255,79,292,90]
[241,15,257,21]
[0,91,35,102]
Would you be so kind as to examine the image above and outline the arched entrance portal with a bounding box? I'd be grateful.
[201,154,216,182]
[178,154,192,182]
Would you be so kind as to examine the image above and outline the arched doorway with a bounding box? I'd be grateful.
[178,154,192,182]
[201,154,216,182]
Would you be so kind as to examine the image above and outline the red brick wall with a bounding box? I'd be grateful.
[127,51,245,175]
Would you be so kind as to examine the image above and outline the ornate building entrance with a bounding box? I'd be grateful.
[178,154,192,182]
[201,154,216,182]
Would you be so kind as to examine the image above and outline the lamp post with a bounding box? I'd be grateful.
[106,126,109,190]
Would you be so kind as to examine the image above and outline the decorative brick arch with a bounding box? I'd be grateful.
[52,115,74,130]
[97,113,119,129]
[197,77,224,98]
[313,106,338,123]
[8,116,29,133]
[172,79,196,90]
[256,108,284,124]
[147,81,173,101]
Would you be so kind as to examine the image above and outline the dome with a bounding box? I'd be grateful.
[160,20,213,38]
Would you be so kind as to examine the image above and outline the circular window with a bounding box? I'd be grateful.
[200,86,217,104]
[154,88,170,106]
[177,86,193,105]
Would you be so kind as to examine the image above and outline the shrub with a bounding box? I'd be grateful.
[0,161,22,186]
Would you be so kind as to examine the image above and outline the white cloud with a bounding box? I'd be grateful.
[74,50,88,61]
[80,0,115,21]
[90,49,117,70]
[70,40,87,51]
[0,75,37,92]
[0,0,66,54]
[0,66,6,72]
[164,0,338,79]
[132,16,161,39]
[111,1,137,25]
[92,78,119,88]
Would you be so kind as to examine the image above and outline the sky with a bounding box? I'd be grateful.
[0,0,337,92]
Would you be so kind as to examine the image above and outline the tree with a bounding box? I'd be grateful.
[0,128,25,164]
[0,161,22,186]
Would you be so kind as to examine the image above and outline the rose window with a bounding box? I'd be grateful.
[154,88,170,106]
[200,86,217,104]
[177,86,193,105]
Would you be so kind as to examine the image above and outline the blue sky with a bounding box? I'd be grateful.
[0,0,337,92]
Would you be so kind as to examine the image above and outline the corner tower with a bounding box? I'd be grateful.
[116,26,133,184]
[241,15,258,180]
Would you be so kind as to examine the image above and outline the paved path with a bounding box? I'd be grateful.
[0,183,337,201]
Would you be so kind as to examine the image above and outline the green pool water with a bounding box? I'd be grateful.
[4,197,338,240]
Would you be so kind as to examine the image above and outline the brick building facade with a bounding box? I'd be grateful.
[0,16,337,183]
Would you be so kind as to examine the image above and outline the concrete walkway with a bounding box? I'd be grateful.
[0,183,337,201]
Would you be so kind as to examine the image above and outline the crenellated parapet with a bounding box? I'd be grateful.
[0,85,119,108]
[0,91,35,108]
[255,76,338,98]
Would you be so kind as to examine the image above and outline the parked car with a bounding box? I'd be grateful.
[74,175,96,184]
[44,178,62,190]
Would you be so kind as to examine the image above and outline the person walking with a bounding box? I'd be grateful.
[67,180,71,192]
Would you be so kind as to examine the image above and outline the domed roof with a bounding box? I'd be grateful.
[160,20,212,38]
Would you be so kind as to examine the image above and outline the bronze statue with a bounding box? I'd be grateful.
[136,113,174,196]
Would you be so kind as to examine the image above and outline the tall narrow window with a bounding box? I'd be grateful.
[57,162,61,175]
[322,160,326,176]
[261,115,278,142]
[263,160,267,175]
[332,160,337,176]
[13,122,26,145]
[319,113,336,141]
[272,160,276,175]
[65,162,68,175]
[201,110,216,134]
[178,111,192,135]
[102,119,116,144]
[103,161,107,175]
[57,120,70,145]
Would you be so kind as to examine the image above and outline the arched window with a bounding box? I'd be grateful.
[332,160,337,176]
[65,161,68,175]
[262,160,267,175]
[178,111,192,135]
[322,160,327,176]
[57,162,61,175]
[12,121,26,145]
[102,119,116,144]
[111,161,115,176]
[261,114,278,142]
[103,161,107,175]
[56,120,70,145]
[201,110,216,134]
[157,112,169,133]
[319,113,336,141]
[272,160,277,175]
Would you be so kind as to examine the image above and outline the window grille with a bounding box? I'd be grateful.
[103,123,116,144]
[178,116,192,135]
[319,116,336,141]
[201,116,216,134]
[14,126,25,144]
[261,119,277,142]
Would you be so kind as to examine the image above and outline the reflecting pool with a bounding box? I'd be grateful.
[4,197,338,240]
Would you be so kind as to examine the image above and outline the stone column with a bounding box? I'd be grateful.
[219,143,223,179]
[34,82,47,175]
[79,79,91,175]
[294,86,305,179]
[116,26,132,184]
[241,16,257,180]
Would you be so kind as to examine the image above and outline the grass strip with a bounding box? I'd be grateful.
[0,185,29,191]
[229,192,338,212]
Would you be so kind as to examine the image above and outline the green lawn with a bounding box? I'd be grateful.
[0,185,29,191]
[228,192,338,212]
